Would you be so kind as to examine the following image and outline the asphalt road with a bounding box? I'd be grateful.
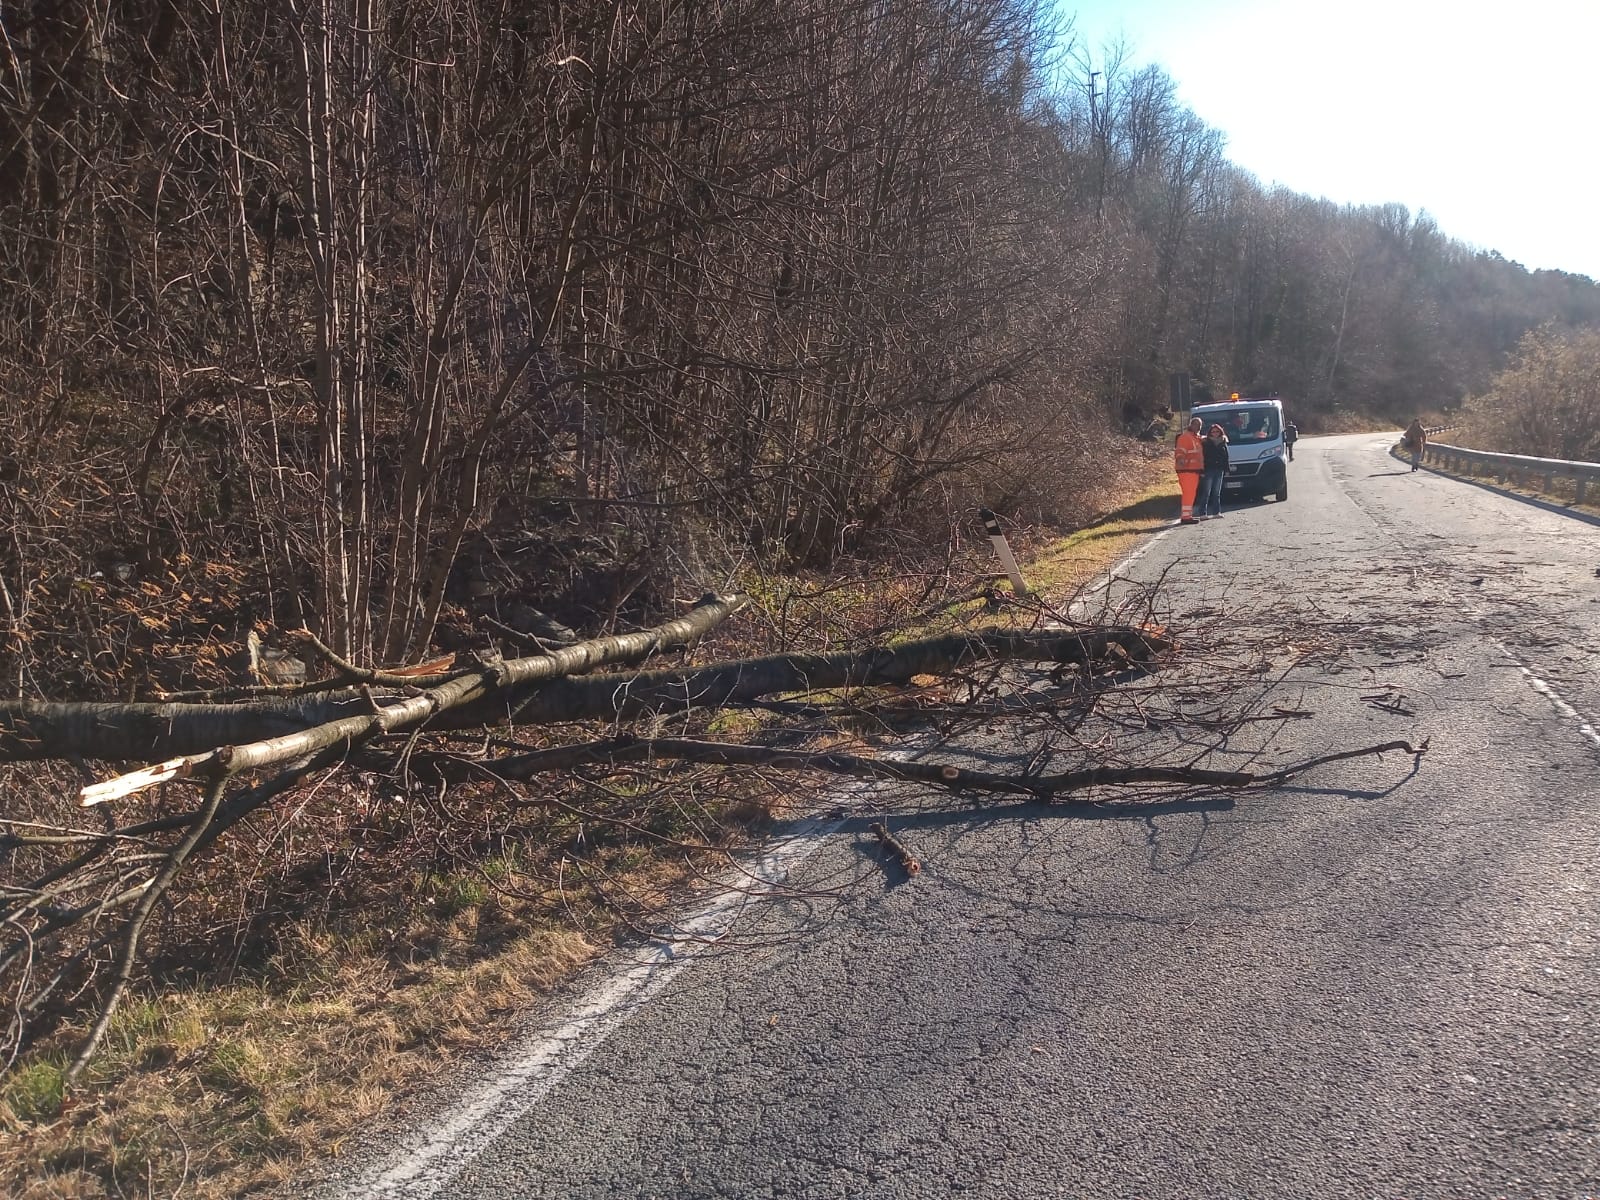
[312,434,1600,1200]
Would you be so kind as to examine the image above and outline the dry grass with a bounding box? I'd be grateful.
[1,875,643,1198]
[0,460,1177,1200]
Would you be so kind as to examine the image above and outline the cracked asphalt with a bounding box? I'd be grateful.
[314,433,1600,1200]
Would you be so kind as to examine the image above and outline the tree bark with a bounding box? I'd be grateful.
[0,594,750,764]
[0,616,1167,771]
[460,626,1168,728]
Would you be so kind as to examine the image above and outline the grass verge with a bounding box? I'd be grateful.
[1017,475,1175,599]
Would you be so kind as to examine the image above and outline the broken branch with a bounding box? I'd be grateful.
[869,823,922,876]
[3,593,748,764]
[407,734,1426,801]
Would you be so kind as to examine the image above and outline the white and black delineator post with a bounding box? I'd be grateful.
[977,508,1028,596]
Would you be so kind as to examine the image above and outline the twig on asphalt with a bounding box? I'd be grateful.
[868,822,921,877]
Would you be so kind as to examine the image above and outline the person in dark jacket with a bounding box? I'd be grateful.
[1198,423,1229,518]
[1284,420,1299,461]
[1403,418,1427,471]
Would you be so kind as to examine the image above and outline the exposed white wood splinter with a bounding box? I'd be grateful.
[79,754,208,806]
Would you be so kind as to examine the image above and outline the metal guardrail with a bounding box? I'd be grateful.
[1423,441,1600,504]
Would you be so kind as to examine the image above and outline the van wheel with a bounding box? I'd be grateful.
[1275,482,1288,502]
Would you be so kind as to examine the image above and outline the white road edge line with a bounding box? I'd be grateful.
[347,813,848,1199]
[1505,652,1600,754]
[1070,527,1172,616]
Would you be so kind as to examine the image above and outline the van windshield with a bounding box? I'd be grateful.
[1202,408,1280,442]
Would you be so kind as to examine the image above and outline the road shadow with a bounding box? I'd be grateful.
[1101,493,1179,524]
[1367,470,1411,477]
[1064,494,1175,542]
[841,796,1241,889]
[821,795,1237,843]
[791,750,1424,852]
[1070,521,1172,544]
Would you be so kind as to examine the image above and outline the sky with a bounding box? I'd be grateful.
[1055,0,1600,280]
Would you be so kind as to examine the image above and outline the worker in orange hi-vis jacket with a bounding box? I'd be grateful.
[1174,416,1205,524]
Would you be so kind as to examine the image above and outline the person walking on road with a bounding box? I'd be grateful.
[1404,418,1427,471]
[1284,420,1298,461]
[1174,417,1204,524]
[1198,423,1229,519]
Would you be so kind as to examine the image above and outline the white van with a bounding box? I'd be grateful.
[1190,397,1288,502]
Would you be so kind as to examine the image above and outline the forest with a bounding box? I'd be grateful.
[4,0,1599,681]
[0,1,1597,1192]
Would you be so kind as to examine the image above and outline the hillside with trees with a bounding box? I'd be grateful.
[4,1,1599,686]
[1456,324,1600,460]
[1058,48,1600,431]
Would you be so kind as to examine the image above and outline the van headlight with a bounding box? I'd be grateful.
[1256,446,1281,459]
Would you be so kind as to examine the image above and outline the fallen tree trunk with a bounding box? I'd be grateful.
[4,619,1169,799]
[0,593,752,764]
[464,625,1168,727]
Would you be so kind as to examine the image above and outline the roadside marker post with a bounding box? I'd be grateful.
[977,508,1028,597]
